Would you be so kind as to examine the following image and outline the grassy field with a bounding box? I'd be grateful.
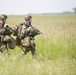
[0,14,76,75]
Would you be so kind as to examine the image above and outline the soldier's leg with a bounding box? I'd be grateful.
[8,40,15,49]
[31,47,36,58]
[24,48,29,55]
[18,47,29,60]
[31,43,36,58]
[22,46,29,55]
[1,43,10,55]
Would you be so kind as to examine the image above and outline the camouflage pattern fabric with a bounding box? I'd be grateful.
[3,35,15,49]
[0,43,10,55]
[0,28,5,35]
[17,24,23,39]
[4,25,13,35]
[22,37,31,47]
[0,25,15,52]
[15,37,22,46]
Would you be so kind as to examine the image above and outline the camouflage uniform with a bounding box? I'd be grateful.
[13,15,42,58]
[21,22,36,58]
[14,16,36,58]
[0,17,8,54]
[0,15,15,55]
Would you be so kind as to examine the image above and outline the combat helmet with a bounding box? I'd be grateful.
[25,15,32,21]
[0,17,4,21]
[1,14,8,19]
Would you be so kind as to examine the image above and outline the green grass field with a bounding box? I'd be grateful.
[0,14,76,75]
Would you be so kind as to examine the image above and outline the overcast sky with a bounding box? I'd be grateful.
[0,0,76,15]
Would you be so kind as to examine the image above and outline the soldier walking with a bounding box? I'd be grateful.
[14,15,42,58]
[0,14,15,55]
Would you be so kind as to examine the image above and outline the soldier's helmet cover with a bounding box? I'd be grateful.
[1,14,8,19]
[25,15,32,21]
[0,17,4,21]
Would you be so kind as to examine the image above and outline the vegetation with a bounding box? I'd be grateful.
[0,14,76,75]
[73,7,76,13]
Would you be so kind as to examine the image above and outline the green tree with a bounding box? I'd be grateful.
[73,7,76,13]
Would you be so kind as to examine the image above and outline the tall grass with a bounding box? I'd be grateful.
[0,14,76,75]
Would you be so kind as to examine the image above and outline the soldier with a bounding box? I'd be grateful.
[14,15,42,58]
[0,17,8,54]
[0,14,15,55]
[22,16,36,58]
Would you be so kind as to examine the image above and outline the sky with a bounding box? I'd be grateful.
[0,0,76,15]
